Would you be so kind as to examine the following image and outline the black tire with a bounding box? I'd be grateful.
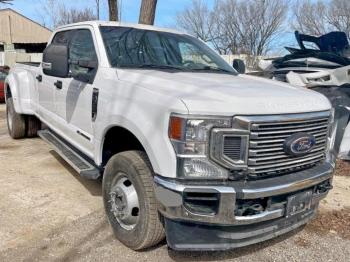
[103,151,165,250]
[27,115,41,137]
[6,97,26,139]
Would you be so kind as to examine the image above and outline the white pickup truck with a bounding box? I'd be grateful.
[5,21,336,251]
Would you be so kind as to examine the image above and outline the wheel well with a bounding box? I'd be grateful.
[102,126,145,165]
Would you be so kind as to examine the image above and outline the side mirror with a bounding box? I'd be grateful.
[232,59,246,74]
[42,44,69,78]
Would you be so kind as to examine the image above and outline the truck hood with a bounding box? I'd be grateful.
[117,69,331,115]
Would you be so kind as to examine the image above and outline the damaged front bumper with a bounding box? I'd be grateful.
[154,162,334,251]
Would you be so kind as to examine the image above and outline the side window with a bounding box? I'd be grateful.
[52,31,71,45]
[69,29,98,81]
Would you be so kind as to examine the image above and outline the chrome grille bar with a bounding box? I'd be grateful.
[249,145,325,160]
[249,151,325,165]
[250,130,328,140]
[217,111,332,179]
[249,137,326,149]
[248,157,325,174]
[251,118,329,129]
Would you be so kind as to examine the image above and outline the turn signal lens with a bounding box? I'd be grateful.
[169,116,184,140]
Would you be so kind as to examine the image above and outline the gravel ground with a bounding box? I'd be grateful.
[0,103,349,262]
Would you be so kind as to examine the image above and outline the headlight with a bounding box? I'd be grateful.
[169,114,231,179]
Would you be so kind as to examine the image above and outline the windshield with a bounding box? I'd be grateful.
[100,26,236,74]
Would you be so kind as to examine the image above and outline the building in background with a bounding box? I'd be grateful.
[0,8,51,66]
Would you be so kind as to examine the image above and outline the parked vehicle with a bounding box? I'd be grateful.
[5,22,335,251]
[258,31,350,160]
[0,66,10,102]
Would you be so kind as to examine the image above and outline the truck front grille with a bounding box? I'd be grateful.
[247,114,329,178]
[212,111,332,179]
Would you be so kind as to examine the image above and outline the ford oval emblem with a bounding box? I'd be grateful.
[283,133,316,156]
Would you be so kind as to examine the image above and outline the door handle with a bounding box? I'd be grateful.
[54,80,62,89]
[36,75,42,82]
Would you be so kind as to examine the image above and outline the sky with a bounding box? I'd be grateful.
[1,0,193,28]
[1,0,295,55]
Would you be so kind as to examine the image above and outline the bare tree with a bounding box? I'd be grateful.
[177,0,212,42]
[108,0,118,21]
[177,0,287,56]
[327,0,350,39]
[56,6,96,26]
[293,0,330,36]
[177,0,232,54]
[242,0,288,55]
[40,0,61,29]
[40,0,96,29]
[293,0,350,39]
[139,0,158,25]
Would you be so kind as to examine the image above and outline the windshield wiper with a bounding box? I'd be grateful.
[120,64,184,70]
[139,64,184,70]
[189,66,235,74]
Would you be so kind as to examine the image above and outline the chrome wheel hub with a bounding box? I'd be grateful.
[110,174,140,230]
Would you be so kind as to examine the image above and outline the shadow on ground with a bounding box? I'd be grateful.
[50,150,102,197]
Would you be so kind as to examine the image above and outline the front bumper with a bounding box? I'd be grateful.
[164,207,316,251]
[154,162,334,250]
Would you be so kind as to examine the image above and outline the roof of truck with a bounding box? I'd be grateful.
[57,21,187,36]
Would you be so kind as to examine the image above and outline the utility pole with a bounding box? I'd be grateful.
[95,0,100,20]
[108,0,118,21]
[139,0,157,25]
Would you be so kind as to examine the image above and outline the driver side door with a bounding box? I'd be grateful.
[54,28,99,155]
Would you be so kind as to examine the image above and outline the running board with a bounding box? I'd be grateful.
[38,130,100,179]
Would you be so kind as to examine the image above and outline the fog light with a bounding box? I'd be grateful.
[177,158,228,179]
[183,190,220,215]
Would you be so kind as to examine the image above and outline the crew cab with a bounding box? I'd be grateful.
[5,21,336,251]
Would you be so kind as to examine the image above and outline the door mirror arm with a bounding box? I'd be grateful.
[69,59,98,69]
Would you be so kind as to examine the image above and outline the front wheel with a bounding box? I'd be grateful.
[102,151,165,250]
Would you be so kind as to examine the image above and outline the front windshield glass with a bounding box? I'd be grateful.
[100,26,236,74]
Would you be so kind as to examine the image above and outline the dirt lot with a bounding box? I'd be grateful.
[0,103,350,262]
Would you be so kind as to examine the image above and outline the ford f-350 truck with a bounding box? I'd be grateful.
[5,21,336,251]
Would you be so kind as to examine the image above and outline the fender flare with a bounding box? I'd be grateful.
[5,74,22,113]
[97,118,163,174]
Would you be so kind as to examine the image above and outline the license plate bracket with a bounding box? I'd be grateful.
[286,190,313,218]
